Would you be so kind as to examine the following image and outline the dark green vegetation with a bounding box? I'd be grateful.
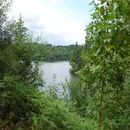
[70,42,84,74]
[0,76,97,130]
[35,43,77,61]
[1,0,130,130]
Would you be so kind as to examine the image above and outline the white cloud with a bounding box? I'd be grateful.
[8,0,88,45]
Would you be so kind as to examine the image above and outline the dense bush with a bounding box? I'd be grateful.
[0,76,43,129]
[0,76,98,130]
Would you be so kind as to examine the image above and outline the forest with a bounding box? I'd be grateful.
[0,0,130,130]
[34,43,80,61]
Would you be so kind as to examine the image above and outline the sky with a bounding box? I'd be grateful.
[8,0,92,45]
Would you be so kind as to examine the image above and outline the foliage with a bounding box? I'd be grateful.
[35,44,77,61]
[79,0,130,130]
[0,0,13,78]
[70,42,84,74]
[0,76,98,130]
[9,15,28,44]
[0,12,42,85]
[0,76,43,129]
[0,0,12,48]
[67,80,89,117]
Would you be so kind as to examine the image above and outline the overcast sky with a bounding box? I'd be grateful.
[8,0,92,45]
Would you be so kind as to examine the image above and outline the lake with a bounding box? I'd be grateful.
[39,61,73,89]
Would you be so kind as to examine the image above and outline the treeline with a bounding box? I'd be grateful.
[34,44,79,61]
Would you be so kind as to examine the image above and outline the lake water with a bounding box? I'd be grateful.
[39,61,73,88]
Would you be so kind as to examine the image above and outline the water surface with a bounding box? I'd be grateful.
[39,61,73,88]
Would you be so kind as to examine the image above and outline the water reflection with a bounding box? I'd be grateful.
[39,61,73,87]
